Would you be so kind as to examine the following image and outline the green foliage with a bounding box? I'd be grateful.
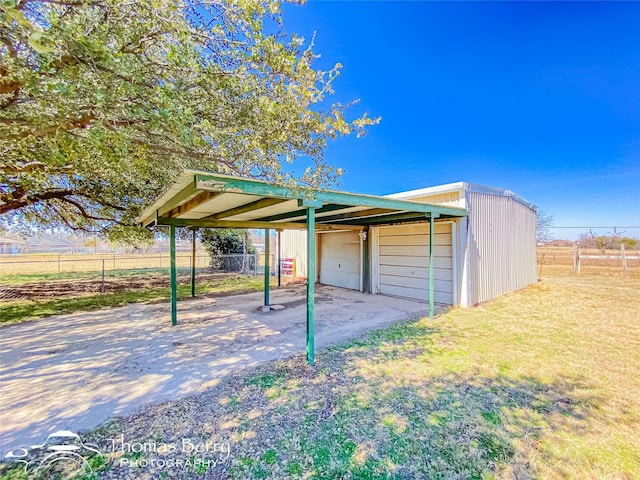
[619,237,638,249]
[201,228,255,256]
[0,0,379,243]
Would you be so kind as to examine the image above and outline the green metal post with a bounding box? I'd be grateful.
[170,224,177,326]
[277,230,282,287]
[264,228,270,307]
[429,215,435,320]
[306,207,316,365]
[191,228,197,298]
[360,228,370,293]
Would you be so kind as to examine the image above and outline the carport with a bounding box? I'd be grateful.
[138,170,467,364]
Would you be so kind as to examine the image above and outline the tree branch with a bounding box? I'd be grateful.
[0,113,97,139]
[0,188,76,214]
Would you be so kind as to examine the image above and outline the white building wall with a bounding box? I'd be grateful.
[280,230,307,279]
[466,190,537,305]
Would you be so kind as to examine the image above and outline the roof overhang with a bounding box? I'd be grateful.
[138,170,468,230]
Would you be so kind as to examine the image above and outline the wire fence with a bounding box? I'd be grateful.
[537,245,640,277]
[0,253,285,301]
[0,253,276,276]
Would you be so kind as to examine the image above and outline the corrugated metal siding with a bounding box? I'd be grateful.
[467,191,537,305]
[280,230,307,278]
[411,192,464,208]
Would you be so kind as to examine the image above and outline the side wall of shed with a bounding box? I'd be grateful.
[466,191,537,305]
[280,230,308,279]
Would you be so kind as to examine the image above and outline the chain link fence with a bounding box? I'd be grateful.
[0,253,280,301]
[0,253,276,276]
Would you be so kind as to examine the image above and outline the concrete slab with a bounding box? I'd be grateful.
[0,285,435,453]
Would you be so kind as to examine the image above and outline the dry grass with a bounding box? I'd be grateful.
[2,268,638,479]
[434,272,640,478]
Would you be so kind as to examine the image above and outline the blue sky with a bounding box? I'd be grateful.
[281,1,640,240]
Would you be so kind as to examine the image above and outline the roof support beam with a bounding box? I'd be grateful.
[255,203,347,222]
[156,179,199,218]
[208,197,289,220]
[336,212,431,226]
[166,190,222,218]
[156,216,361,231]
[194,173,467,219]
[196,173,299,199]
[315,207,396,223]
[313,191,465,218]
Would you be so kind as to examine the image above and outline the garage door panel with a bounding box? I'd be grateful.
[376,222,454,305]
[379,245,451,257]
[379,274,452,292]
[321,231,360,245]
[379,284,452,304]
[379,233,452,247]
[379,265,453,281]
[320,232,360,290]
[378,223,450,236]
[378,255,451,269]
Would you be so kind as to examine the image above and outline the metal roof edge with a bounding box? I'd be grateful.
[138,170,468,228]
[466,183,537,211]
[385,181,467,199]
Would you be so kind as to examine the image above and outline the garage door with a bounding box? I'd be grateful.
[376,223,453,304]
[319,231,361,290]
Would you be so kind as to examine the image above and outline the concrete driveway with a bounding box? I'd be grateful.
[0,285,432,453]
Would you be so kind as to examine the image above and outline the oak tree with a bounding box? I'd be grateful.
[0,0,377,242]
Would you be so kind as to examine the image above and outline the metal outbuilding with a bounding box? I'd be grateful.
[385,182,538,307]
[138,170,469,364]
[282,181,536,309]
[140,172,537,364]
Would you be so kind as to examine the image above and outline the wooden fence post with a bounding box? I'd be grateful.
[621,244,628,278]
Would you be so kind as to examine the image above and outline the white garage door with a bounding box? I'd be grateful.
[376,223,453,304]
[319,231,361,290]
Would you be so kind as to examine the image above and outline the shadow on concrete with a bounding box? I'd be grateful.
[0,285,434,453]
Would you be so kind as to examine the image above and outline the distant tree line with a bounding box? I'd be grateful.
[577,228,638,252]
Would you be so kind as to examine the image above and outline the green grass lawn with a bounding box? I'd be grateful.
[1,271,638,479]
[0,275,273,325]
[0,267,171,283]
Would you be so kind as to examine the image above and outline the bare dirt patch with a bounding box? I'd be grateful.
[0,272,230,301]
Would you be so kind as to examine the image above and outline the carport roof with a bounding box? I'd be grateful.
[138,170,467,229]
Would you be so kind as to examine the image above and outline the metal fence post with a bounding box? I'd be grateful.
[101,258,105,293]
